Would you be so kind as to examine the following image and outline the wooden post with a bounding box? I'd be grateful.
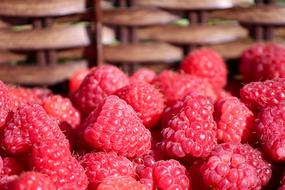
[94,0,103,66]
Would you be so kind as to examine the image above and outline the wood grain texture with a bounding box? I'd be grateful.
[104,43,183,63]
[136,0,253,10]
[137,24,248,45]
[0,0,88,17]
[0,25,91,50]
[102,8,178,26]
[206,39,285,59]
[209,6,285,25]
[0,61,88,85]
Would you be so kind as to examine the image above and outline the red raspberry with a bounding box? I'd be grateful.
[138,159,190,190]
[279,186,285,190]
[97,176,149,190]
[256,102,285,161]
[215,96,254,143]
[43,95,80,129]
[240,43,285,83]
[160,100,184,128]
[181,48,227,93]
[0,175,18,190]
[240,78,285,111]
[0,81,11,128]
[72,65,129,115]
[8,86,42,111]
[152,70,216,106]
[31,140,88,190]
[115,82,165,128]
[1,157,22,176]
[188,159,208,190]
[69,69,90,94]
[30,87,52,101]
[81,152,136,188]
[201,143,272,190]
[160,92,217,158]
[3,103,68,154]
[130,68,156,83]
[83,95,151,158]
[10,172,56,190]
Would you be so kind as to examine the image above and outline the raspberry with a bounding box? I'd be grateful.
[81,152,135,188]
[115,82,165,128]
[8,86,42,111]
[201,143,272,190]
[181,48,227,92]
[0,81,11,128]
[152,70,216,106]
[97,176,149,190]
[138,159,190,190]
[256,102,285,161]
[72,65,129,115]
[10,172,56,190]
[215,96,254,143]
[188,159,208,190]
[1,157,22,176]
[0,175,18,190]
[3,103,68,154]
[0,156,2,172]
[130,68,156,83]
[160,100,184,128]
[31,87,52,101]
[83,95,151,158]
[160,92,217,158]
[43,95,80,129]
[240,43,285,83]
[31,140,88,190]
[69,69,90,94]
[240,78,285,111]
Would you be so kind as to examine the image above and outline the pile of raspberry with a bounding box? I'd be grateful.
[2,45,285,190]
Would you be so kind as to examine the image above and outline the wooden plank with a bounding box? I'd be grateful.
[0,0,88,17]
[103,43,183,63]
[102,8,178,26]
[136,0,253,10]
[0,60,88,85]
[138,24,248,45]
[209,6,285,25]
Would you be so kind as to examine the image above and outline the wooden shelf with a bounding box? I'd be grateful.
[0,60,88,85]
[104,43,183,63]
[102,8,178,26]
[136,0,253,10]
[138,24,248,45]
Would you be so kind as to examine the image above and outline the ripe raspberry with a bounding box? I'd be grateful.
[279,186,285,190]
[240,43,285,83]
[181,48,227,92]
[188,159,208,190]
[72,65,129,115]
[160,100,184,128]
[160,92,217,158]
[215,96,254,143]
[97,176,149,190]
[1,157,23,176]
[31,140,88,190]
[10,172,56,190]
[152,70,216,106]
[69,69,90,94]
[31,87,52,101]
[0,156,2,172]
[201,143,272,190]
[256,102,285,161]
[115,82,165,128]
[0,175,18,190]
[83,95,151,158]
[0,81,11,128]
[130,68,156,83]
[240,78,285,111]
[138,159,190,190]
[80,152,136,188]
[3,103,68,154]
[8,86,42,111]
[43,95,80,129]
